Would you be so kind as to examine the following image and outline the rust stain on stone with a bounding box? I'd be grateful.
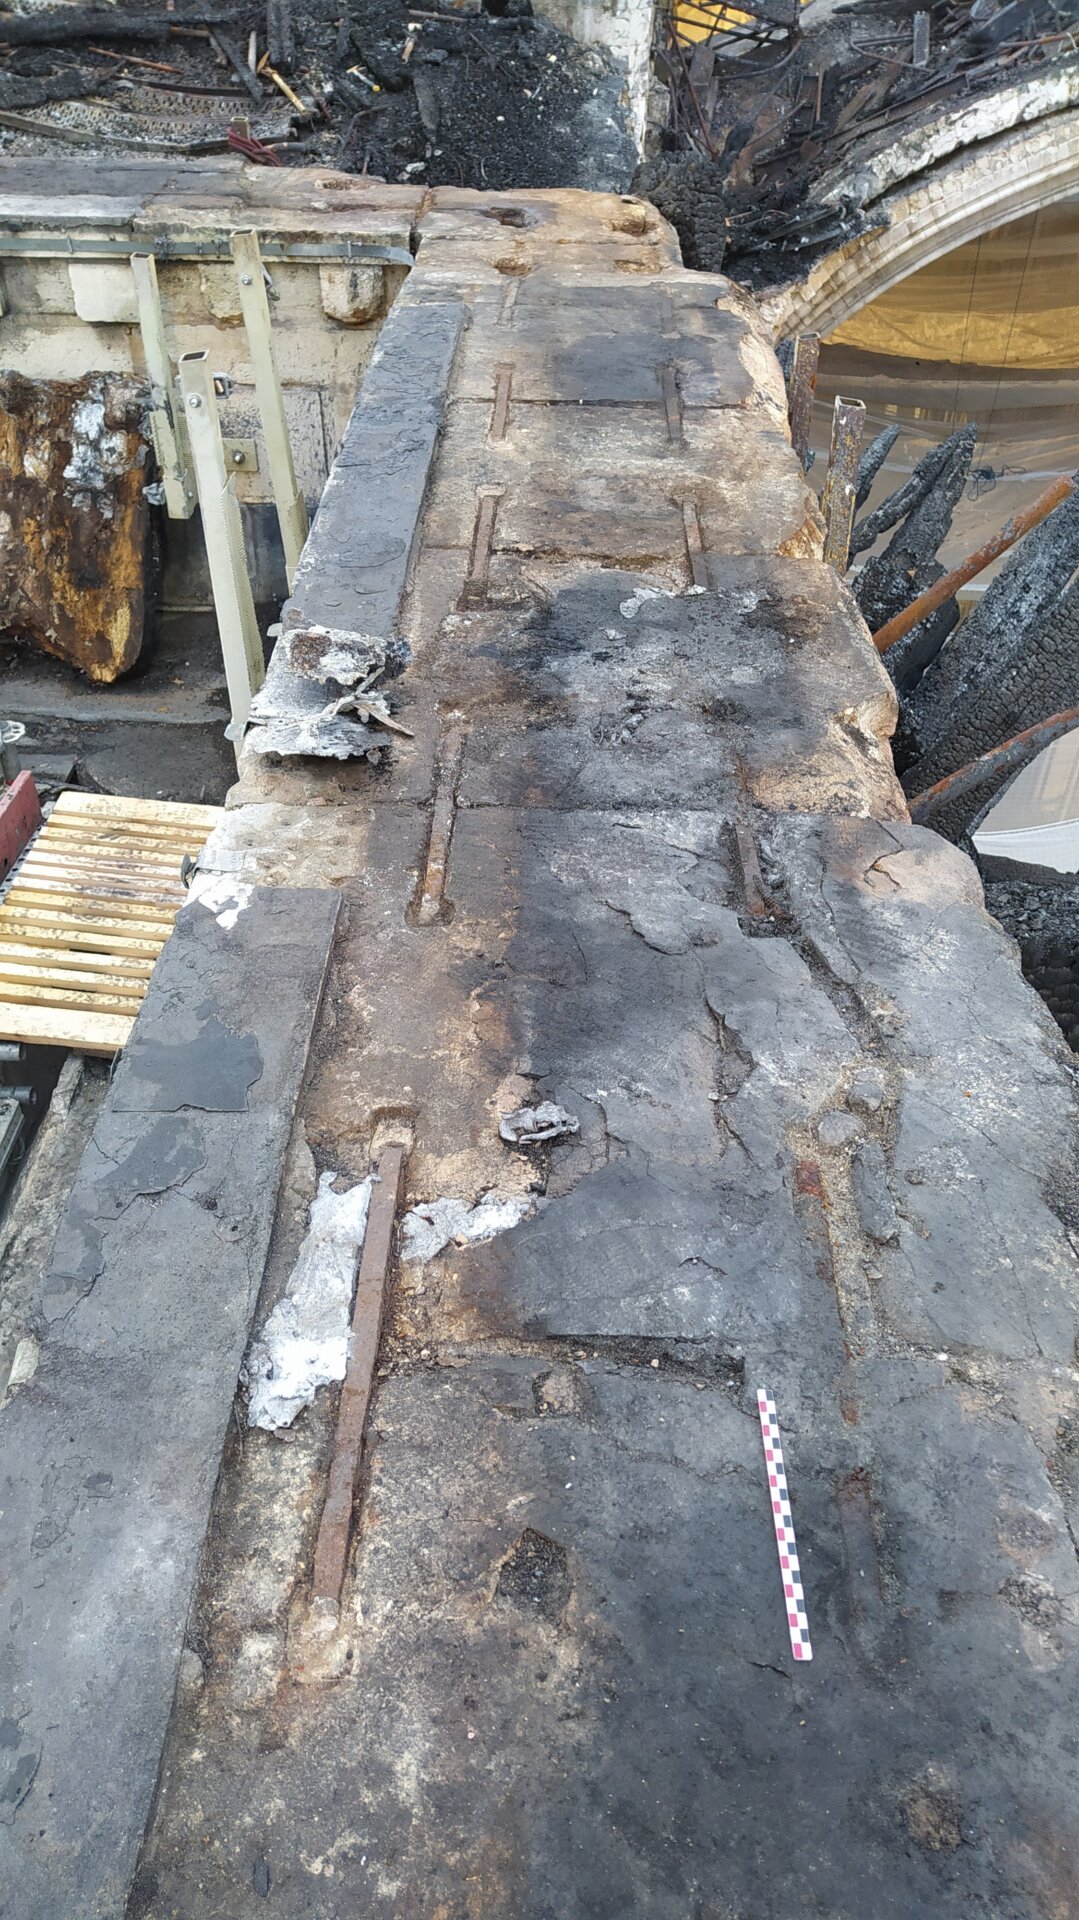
[0,370,154,682]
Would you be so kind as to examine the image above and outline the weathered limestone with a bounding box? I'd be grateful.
[3,180,1079,1920]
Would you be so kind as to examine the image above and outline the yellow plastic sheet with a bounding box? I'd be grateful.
[829,206,1079,372]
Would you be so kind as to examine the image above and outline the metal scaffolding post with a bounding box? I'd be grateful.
[231,226,309,588]
[820,395,866,572]
[130,253,197,521]
[177,350,266,757]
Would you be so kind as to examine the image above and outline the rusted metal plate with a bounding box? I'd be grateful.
[0,370,154,682]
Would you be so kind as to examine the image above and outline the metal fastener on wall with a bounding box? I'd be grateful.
[177,349,265,757]
[130,252,197,520]
[231,226,309,588]
[820,395,866,572]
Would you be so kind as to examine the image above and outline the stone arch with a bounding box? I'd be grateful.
[761,103,1079,340]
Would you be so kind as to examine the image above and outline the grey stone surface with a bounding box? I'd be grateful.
[248,299,464,760]
[851,1139,899,1243]
[0,886,338,1920]
[55,206,1079,1920]
[134,1354,1079,1919]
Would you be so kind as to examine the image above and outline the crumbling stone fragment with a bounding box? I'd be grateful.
[0,371,154,682]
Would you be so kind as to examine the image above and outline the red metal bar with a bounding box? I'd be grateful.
[311,1143,407,1609]
[908,705,1079,826]
[872,475,1074,654]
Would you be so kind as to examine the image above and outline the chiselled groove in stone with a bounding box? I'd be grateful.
[490,364,513,442]
[414,723,467,927]
[661,364,683,446]
[459,488,503,610]
[731,820,769,917]
[498,278,520,326]
[681,499,709,588]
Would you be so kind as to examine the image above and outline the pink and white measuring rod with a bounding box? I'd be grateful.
[757,1388,813,1663]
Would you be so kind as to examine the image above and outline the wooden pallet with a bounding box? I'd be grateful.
[0,791,223,1055]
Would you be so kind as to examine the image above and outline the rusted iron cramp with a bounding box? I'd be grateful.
[0,371,154,682]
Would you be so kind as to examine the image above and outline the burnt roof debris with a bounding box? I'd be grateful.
[0,0,635,187]
[637,0,1077,285]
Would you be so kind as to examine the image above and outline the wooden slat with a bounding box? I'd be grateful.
[0,909,170,954]
[6,883,180,919]
[0,942,155,978]
[0,791,221,1053]
[0,1005,134,1053]
[52,792,222,831]
[0,979,144,1014]
[25,839,189,869]
[18,854,187,890]
[43,820,203,849]
[0,959,150,998]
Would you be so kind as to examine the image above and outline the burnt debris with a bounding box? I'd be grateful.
[637,0,1076,287]
[0,0,635,189]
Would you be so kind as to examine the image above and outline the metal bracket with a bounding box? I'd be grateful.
[231,226,309,589]
[177,349,266,757]
[130,252,197,520]
[223,438,259,473]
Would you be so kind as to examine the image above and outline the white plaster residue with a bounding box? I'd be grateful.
[619,585,667,619]
[62,382,130,513]
[244,1171,374,1431]
[401,1192,533,1264]
[188,875,255,929]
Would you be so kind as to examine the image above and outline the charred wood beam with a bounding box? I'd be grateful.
[850,426,976,561]
[266,0,294,75]
[873,476,1074,654]
[783,332,819,472]
[210,31,263,105]
[903,476,1079,787]
[854,425,976,635]
[0,8,243,45]
[820,394,865,571]
[909,704,1079,843]
[854,423,899,512]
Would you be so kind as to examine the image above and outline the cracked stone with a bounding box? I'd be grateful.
[848,1069,886,1113]
[852,1141,900,1244]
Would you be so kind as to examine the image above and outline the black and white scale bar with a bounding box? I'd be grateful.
[757,1388,813,1662]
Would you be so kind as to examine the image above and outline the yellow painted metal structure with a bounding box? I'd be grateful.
[673,0,810,46]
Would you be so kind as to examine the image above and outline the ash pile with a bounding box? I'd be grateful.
[636,0,1077,287]
[0,0,635,189]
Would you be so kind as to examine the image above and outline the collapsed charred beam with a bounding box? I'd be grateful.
[902,478,1079,788]
[855,423,900,512]
[850,427,977,562]
[853,425,976,635]
[0,8,243,46]
[908,705,1079,847]
[983,871,1079,1053]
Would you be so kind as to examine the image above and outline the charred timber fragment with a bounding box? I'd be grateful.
[0,371,154,683]
[908,705,1079,846]
[266,0,294,74]
[783,333,819,473]
[873,476,1075,654]
[983,873,1079,1052]
[854,424,899,512]
[850,426,977,564]
[853,426,976,638]
[0,7,241,45]
[903,477,1079,788]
